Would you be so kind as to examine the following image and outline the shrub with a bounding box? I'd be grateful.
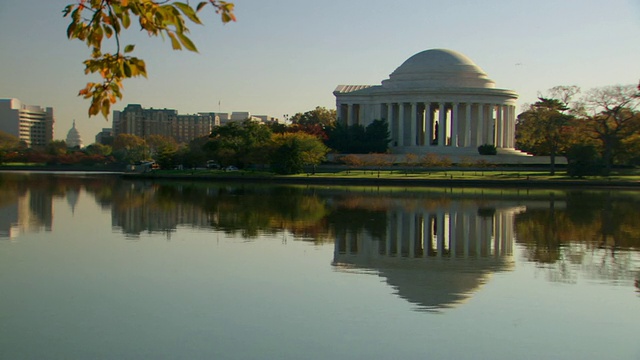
[566,144,604,177]
[478,144,497,155]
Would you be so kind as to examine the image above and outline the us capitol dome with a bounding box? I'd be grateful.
[66,120,84,148]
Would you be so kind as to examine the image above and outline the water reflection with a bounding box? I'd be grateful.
[329,192,524,311]
[514,191,640,287]
[1,172,639,307]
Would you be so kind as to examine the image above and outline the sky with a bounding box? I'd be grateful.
[0,0,639,141]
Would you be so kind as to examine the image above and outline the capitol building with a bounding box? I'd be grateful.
[66,120,83,148]
[334,49,536,162]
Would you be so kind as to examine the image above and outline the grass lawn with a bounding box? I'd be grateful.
[144,167,640,184]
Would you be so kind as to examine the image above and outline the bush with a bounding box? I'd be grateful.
[478,144,497,155]
[566,144,605,177]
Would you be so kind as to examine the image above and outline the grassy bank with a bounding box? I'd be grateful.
[125,167,640,189]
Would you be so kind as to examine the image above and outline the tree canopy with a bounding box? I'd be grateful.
[289,106,336,127]
[516,97,574,174]
[516,83,640,174]
[325,119,391,154]
[64,0,236,118]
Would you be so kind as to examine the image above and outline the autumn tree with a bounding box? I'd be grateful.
[112,133,148,163]
[516,98,574,174]
[64,0,236,117]
[289,106,336,127]
[0,131,21,164]
[146,135,179,169]
[575,84,640,173]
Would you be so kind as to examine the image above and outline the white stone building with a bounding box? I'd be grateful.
[0,98,54,147]
[66,120,84,148]
[334,49,530,160]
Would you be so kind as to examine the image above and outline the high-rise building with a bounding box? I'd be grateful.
[95,128,113,145]
[113,104,215,143]
[0,98,54,147]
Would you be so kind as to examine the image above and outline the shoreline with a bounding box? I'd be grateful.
[122,171,640,190]
[2,166,639,189]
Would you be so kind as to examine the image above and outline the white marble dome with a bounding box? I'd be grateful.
[66,120,83,148]
[382,49,495,89]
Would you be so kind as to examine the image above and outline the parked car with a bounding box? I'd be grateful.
[224,165,239,171]
[206,160,220,169]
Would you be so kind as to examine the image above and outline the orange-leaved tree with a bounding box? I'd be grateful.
[64,0,236,118]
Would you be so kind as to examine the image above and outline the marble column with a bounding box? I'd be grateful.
[451,103,459,147]
[426,103,433,147]
[464,103,472,147]
[410,102,417,146]
[509,105,516,148]
[398,103,405,147]
[438,102,446,147]
[476,104,485,146]
[387,103,394,146]
[496,104,503,147]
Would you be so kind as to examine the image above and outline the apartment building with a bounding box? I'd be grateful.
[0,98,54,147]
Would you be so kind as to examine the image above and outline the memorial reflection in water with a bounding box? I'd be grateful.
[331,193,525,311]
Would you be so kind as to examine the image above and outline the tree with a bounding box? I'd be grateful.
[289,107,336,127]
[147,135,179,168]
[206,120,272,167]
[112,133,148,163]
[516,97,574,174]
[84,142,113,156]
[364,119,391,153]
[270,132,329,174]
[147,135,178,157]
[576,84,640,173]
[0,131,21,164]
[47,140,68,156]
[64,0,236,117]
[325,119,390,154]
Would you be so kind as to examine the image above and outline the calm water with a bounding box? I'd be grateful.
[0,172,639,360]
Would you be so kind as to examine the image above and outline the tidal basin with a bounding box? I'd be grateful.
[0,172,638,359]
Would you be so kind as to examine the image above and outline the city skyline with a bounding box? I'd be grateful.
[1,0,639,142]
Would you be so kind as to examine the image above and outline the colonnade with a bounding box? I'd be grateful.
[339,101,517,149]
[336,207,518,259]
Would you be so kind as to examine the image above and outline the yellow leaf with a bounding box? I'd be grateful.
[167,32,182,50]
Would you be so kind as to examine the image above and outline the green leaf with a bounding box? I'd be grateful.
[122,11,131,28]
[167,32,182,50]
[196,2,207,12]
[174,2,201,24]
[101,98,111,118]
[104,25,113,38]
[177,32,197,52]
[66,22,76,39]
[123,61,132,77]
[124,44,135,53]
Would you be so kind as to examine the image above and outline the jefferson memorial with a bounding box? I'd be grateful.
[334,49,532,161]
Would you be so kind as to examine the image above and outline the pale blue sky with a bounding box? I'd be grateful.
[1,0,639,141]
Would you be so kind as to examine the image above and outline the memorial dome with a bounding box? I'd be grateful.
[382,48,495,89]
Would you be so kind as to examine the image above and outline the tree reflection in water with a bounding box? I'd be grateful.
[1,173,639,306]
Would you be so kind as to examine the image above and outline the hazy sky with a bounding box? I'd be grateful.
[1,0,639,141]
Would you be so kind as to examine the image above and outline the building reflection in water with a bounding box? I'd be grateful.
[3,173,639,305]
[333,199,525,312]
[0,181,53,239]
